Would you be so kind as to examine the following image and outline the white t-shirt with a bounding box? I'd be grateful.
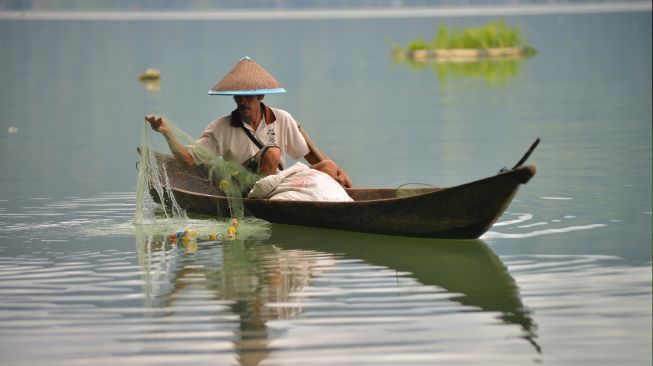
[189,106,310,168]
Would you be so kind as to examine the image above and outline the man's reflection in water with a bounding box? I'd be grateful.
[136,232,334,366]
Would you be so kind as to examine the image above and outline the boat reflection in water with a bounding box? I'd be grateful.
[135,223,539,365]
[269,225,541,354]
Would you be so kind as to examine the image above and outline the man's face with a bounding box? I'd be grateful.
[234,95,261,123]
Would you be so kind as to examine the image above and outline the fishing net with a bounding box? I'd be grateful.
[394,183,437,198]
[136,121,187,224]
[135,118,266,239]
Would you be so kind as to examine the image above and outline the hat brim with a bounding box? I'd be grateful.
[208,87,286,96]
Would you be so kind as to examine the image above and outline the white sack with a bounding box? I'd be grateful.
[248,162,353,202]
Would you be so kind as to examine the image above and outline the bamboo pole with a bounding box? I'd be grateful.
[296,122,326,162]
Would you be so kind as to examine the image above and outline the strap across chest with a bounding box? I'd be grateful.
[240,121,284,172]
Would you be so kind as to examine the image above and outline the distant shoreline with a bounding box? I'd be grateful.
[0,2,650,21]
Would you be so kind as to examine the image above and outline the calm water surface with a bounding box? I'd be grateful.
[0,8,651,366]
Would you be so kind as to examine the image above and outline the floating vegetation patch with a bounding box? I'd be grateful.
[138,68,161,92]
[390,20,537,62]
[139,68,161,81]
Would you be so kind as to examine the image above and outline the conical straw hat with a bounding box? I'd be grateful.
[209,56,286,96]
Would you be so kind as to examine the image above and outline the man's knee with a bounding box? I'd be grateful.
[259,146,281,175]
[261,146,281,164]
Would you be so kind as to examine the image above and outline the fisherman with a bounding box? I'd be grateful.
[145,56,352,188]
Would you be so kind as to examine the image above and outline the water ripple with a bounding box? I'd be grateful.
[0,233,650,365]
[484,209,607,240]
[0,193,649,365]
[0,193,269,243]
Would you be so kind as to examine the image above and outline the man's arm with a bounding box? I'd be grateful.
[145,115,196,167]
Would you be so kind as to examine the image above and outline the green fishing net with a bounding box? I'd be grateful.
[395,183,442,198]
[136,118,263,224]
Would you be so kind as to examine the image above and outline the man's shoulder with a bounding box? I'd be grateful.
[198,115,235,140]
[206,115,233,129]
[268,107,295,123]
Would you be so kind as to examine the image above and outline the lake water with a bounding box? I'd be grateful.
[0,6,651,366]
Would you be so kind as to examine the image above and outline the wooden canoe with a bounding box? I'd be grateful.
[146,153,536,239]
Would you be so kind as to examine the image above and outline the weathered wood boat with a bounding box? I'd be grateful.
[145,144,537,239]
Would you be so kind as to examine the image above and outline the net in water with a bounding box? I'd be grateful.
[135,118,263,225]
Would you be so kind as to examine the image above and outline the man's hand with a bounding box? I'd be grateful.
[310,160,352,188]
[143,115,195,167]
[145,115,171,135]
[336,168,353,188]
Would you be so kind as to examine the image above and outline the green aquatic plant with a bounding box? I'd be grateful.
[434,20,524,50]
[392,20,535,54]
[406,37,431,51]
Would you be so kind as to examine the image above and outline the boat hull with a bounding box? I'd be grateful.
[148,154,535,239]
